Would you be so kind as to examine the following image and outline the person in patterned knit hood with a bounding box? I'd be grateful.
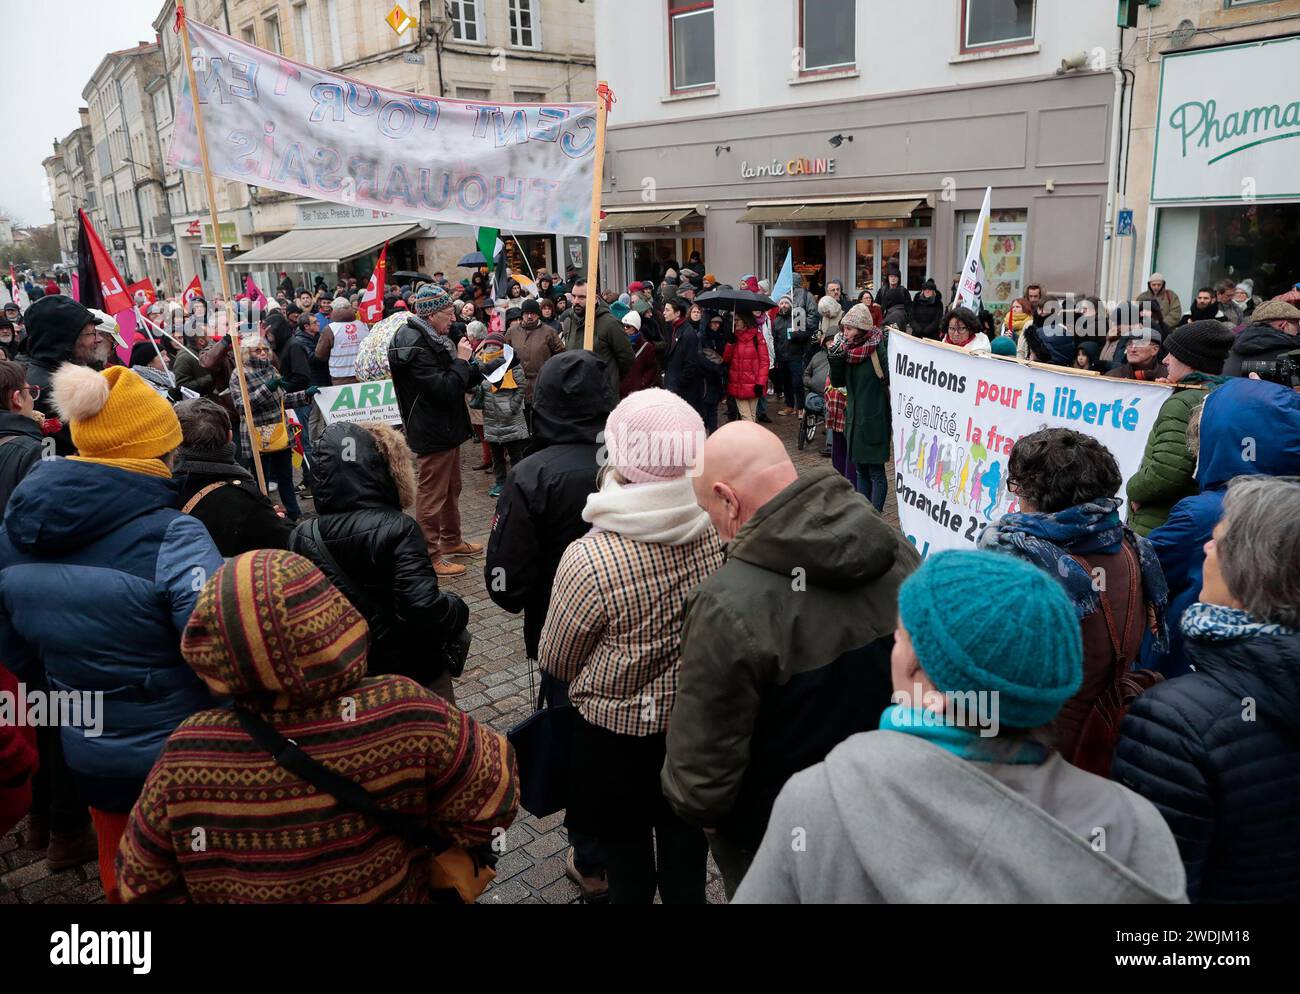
[116,549,518,904]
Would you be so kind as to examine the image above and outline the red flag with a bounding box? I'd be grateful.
[126,278,158,307]
[76,209,132,315]
[358,242,388,324]
[182,275,203,306]
[244,275,268,310]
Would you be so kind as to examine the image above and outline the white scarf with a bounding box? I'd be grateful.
[583,474,711,546]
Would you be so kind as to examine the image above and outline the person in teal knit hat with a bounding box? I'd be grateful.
[734,549,1188,905]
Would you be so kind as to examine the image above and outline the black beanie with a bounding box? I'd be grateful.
[129,340,162,367]
[1164,319,1233,374]
[520,298,541,317]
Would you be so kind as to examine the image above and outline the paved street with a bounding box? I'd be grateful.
[0,406,895,905]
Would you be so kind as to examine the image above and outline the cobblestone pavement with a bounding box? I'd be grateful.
[1,402,898,905]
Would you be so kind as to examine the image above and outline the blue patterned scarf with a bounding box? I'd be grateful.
[979,498,1169,652]
[1181,601,1300,643]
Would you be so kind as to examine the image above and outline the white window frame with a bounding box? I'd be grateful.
[669,1,716,92]
[449,0,487,45]
[325,0,344,65]
[961,0,1036,53]
[294,2,316,63]
[798,0,856,74]
[264,11,283,54]
[509,0,541,50]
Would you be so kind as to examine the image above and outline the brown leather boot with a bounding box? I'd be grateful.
[46,826,98,872]
[443,541,484,558]
[433,559,468,578]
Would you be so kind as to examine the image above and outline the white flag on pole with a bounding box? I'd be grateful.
[954,187,992,314]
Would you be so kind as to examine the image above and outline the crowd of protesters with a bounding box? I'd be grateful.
[0,255,1297,907]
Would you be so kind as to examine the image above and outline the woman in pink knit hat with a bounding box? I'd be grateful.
[539,388,724,904]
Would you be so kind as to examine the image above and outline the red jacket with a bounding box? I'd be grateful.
[723,328,770,398]
[0,663,37,835]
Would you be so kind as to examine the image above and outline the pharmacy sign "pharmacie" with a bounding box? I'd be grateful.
[1153,36,1300,202]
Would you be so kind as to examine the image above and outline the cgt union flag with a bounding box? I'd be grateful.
[182,275,204,306]
[358,242,388,323]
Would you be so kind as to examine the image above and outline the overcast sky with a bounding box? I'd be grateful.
[1,0,166,226]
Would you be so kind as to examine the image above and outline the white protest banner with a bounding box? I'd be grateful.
[315,380,403,427]
[170,20,598,236]
[953,187,991,314]
[889,334,1173,560]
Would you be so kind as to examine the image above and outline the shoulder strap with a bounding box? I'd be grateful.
[1070,544,1141,672]
[0,434,23,448]
[870,350,886,380]
[181,481,232,515]
[301,517,380,618]
[231,706,451,853]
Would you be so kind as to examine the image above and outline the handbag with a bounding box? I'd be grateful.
[1069,543,1164,777]
[232,706,495,903]
[506,678,575,818]
[252,406,290,454]
[296,519,472,679]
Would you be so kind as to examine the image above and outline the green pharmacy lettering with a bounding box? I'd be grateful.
[1169,98,1300,163]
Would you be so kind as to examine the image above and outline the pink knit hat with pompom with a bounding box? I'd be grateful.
[603,388,706,483]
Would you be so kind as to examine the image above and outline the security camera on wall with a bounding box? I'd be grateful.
[1057,52,1089,75]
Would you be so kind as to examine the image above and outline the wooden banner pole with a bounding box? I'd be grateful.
[582,82,612,352]
[177,3,267,495]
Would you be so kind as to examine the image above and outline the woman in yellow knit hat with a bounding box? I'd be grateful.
[0,363,224,902]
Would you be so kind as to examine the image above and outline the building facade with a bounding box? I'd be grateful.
[1123,0,1300,305]
[42,152,73,265]
[42,110,106,270]
[153,0,597,299]
[594,0,1125,314]
[82,42,169,287]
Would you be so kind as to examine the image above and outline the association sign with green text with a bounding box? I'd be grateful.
[315,380,404,427]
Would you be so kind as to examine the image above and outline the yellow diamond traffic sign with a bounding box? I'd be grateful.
[386,5,413,36]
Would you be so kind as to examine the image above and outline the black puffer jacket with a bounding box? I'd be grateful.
[908,290,945,340]
[485,352,612,660]
[290,423,468,683]
[387,315,480,454]
[1222,323,1300,378]
[1112,624,1300,903]
[0,412,43,510]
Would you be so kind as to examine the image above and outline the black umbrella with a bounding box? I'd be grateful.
[694,288,776,313]
[457,252,488,268]
[391,270,433,285]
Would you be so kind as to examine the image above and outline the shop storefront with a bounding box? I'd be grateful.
[600,69,1116,312]
[228,202,432,293]
[1147,35,1300,302]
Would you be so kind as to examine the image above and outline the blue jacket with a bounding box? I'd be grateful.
[1143,379,1300,676]
[0,458,224,811]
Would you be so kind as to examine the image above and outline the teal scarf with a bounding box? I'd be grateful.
[879,704,1048,765]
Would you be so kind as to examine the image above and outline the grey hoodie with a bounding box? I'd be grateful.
[734,730,1187,904]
